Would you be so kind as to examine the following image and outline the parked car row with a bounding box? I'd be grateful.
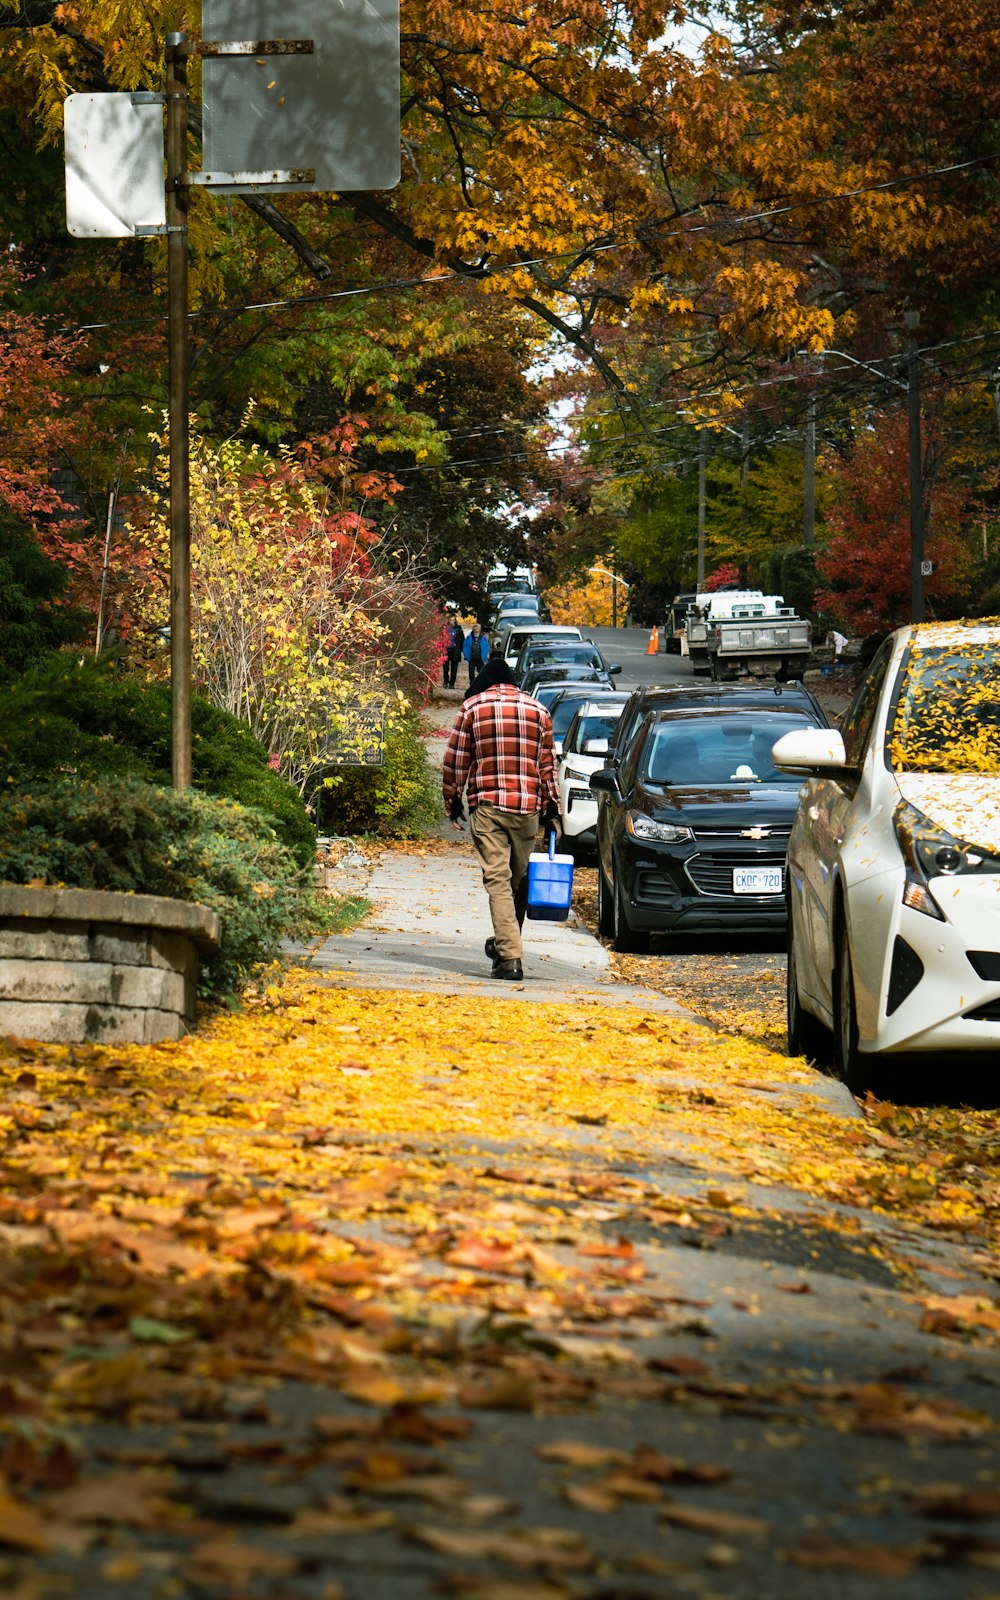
[591,685,828,952]
[472,602,1000,1095]
[555,619,1000,1100]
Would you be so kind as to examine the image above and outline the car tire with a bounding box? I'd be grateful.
[786,923,831,1065]
[833,920,869,1096]
[597,862,615,937]
[613,878,650,954]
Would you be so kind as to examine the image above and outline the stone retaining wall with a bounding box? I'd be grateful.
[0,887,222,1044]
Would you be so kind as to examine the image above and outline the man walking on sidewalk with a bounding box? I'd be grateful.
[442,658,561,981]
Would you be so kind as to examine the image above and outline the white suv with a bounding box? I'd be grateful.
[774,622,1000,1094]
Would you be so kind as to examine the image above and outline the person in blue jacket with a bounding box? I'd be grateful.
[463,623,489,684]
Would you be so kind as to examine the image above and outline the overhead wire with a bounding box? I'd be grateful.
[45,147,1000,339]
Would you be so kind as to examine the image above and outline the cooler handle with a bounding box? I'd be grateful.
[548,830,557,860]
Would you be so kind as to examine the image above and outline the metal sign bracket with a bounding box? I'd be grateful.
[191,39,314,55]
[184,168,316,187]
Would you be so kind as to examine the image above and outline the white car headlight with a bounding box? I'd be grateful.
[893,799,1000,920]
[626,811,693,843]
[563,764,592,783]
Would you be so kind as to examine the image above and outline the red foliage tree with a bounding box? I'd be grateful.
[705,562,740,592]
[814,415,973,634]
[0,257,82,531]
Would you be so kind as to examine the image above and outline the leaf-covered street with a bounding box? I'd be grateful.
[1,963,999,1599]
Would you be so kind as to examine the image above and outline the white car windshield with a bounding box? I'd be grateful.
[890,644,1000,774]
[566,711,623,754]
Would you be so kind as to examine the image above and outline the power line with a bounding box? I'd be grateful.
[42,147,1000,339]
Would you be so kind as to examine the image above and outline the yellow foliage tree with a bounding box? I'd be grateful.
[126,417,409,794]
[546,567,626,629]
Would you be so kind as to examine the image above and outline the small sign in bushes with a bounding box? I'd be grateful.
[324,706,386,768]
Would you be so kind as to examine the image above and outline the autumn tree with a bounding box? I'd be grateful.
[815,413,975,634]
[125,415,444,791]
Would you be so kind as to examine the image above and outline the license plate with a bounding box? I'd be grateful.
[733,866,783,895]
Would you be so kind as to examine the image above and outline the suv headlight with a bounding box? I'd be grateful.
[562,764,592,783]
[626,811,693,843]
[893,800,1000,920]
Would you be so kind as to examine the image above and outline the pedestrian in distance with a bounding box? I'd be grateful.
[463,622,489,684]
[464,643,509,702]
[443,658,561,982]
[443,618,465,687]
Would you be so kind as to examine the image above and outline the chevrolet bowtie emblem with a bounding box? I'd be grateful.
[741,826,771,839]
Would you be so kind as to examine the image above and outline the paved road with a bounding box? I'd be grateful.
[586,624,690,691]
[560,625,791,1023]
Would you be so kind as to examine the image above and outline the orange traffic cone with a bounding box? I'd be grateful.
[646,625,659,655]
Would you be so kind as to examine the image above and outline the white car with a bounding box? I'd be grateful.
[773,621,1000,1094]
[557,698,627,855]
[502,624,582,670]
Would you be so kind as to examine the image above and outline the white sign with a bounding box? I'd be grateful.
[921,560,934,577]
[202,0,400,193]
[64,94,165,237]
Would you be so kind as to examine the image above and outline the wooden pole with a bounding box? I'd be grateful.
[166,31,192,787]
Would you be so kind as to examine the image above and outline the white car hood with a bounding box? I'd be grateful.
[560,753,606,774]
[895,772,1000,854]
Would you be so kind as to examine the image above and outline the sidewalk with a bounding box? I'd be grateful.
[5,734,1000,1598]
[315,688,690,1006]
[312,846,698,1012]
[309,697,858,1122]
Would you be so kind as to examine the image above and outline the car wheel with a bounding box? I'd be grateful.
[613,877,650,954]
[597,861,615,937]
[833,920,869,1095]
[786,922,831,1065]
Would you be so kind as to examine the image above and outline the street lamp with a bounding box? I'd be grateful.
[589,564,630,627]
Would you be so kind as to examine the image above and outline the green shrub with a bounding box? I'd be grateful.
[317,714,439,837]
[0,656,315,867]
[0,515,87,671]
[0,778,342,998]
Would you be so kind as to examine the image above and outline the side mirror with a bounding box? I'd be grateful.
[771,727,856,774]
[607,664,622,675]
[589,767,620,795]
[583,737,610,754]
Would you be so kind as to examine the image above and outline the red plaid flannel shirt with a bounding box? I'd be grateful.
[442,686,559,814]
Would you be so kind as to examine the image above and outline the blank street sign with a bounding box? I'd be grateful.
[201,0,400,193]
[65,94,166,237]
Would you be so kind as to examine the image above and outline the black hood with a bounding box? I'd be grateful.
[637,781,801,831]
[464,655,518,700]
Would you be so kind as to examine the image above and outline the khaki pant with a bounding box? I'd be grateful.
[470,803,539,961]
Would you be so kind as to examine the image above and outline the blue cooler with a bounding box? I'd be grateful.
[526,831,574,922]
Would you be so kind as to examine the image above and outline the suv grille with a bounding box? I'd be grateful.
[685,850,786,896]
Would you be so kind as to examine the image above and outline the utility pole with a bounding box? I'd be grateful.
[696,428,707,589]
[166,33,192,788]
[905,310,925,623]
[739,417,750,583]
[65,0,400,793]
[802,389,816,548]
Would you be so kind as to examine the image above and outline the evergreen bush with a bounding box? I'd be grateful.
[0,656,315,866]
[0,778,342,997]
[0,516,87,670]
